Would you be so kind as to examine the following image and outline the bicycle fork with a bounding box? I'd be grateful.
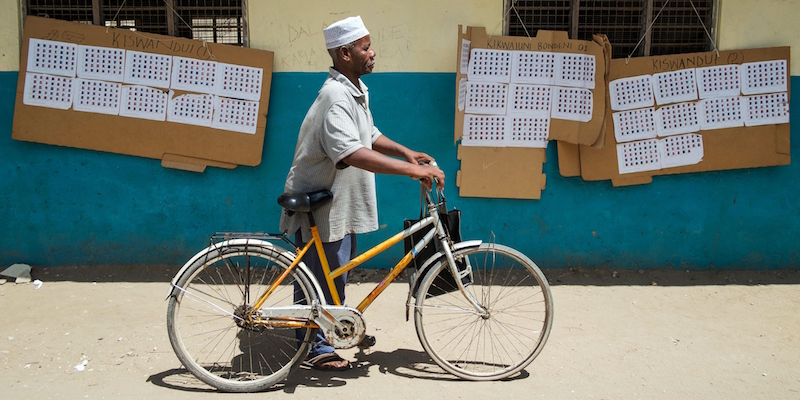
[428,204,489,318]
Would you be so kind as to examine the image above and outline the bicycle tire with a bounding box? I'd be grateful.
[166,243,319,392]
[414,243,553,380]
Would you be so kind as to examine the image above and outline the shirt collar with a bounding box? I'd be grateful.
[328,67,368,99]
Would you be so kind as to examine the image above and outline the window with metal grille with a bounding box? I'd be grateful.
[506,1,718,58]
[24,0,247,46]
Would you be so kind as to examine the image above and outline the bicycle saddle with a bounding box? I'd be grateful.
[277,190,333,213]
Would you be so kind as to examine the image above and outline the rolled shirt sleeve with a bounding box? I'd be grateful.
[323,101,367,165]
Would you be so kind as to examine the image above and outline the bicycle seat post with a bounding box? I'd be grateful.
[305,210,317,229]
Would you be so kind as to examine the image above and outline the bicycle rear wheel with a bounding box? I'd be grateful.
[166,243,318,392]
[414,243,553,380]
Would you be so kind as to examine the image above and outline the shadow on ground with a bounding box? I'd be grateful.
[147,347,529,394]
[24,264,800,286]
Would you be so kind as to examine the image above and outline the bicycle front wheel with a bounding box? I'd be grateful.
[414,243,553,380]
[166,243,319,392]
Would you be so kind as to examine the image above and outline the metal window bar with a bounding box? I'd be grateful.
[507,0,717,58]
[101,0,169,35]
[650,0,715,55]
[25,0,246,46]
[577,1,647,58]
[174,0,243,45]
[508,0,573,37]
[26,0,94,24]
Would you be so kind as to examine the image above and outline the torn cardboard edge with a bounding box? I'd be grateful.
[454,25,611,147]
[161,154,238,173]
[12,16,274,173]
[557,142,581,177]
[456,145,547,200]
[570,46,791,187]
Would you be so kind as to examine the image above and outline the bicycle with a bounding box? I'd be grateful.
[166,182,554,392]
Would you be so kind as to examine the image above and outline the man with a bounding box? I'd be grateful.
[280,16,445,371]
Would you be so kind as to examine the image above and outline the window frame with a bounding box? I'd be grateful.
[21,0,250,47]
[503,0,720,58]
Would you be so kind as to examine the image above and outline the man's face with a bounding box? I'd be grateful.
[347,35,375,76]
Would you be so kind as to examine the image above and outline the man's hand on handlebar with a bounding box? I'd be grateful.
[414,160,445,191]
[403,150,435,166]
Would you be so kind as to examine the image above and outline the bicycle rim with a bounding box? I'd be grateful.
[414,243,553,380]
[167,245,318,392]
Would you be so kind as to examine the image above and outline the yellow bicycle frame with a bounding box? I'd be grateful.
[250,214,438,323]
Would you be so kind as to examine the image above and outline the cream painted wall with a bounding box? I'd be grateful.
[248,0,504,73]
[1,1,797,74]
[0,0,19,71]
[718,0,800,74]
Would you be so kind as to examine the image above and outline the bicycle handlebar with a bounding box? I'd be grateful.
[418,160,442,194]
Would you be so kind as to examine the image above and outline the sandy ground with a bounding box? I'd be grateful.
[1,265,799,400]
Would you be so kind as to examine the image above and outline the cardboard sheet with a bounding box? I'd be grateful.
[12,16,274,172]
[574,47,791,186]
[455,26,609,147]
[456,145,547,200]
[454,26,610,199]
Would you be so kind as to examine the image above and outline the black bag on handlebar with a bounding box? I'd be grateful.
[403,188,467,296]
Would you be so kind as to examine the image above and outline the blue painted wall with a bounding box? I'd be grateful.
[1,71,798,269]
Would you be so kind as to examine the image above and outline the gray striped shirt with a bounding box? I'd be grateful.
[279,68,381,242]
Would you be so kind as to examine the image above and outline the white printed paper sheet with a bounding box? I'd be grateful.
[23,73,73,110]
[211,96,260,134]
[617,134,705,174]
[617,139,661,174]
[171,56,217,94]
[659,133,704,169]
[467,48,511,83]
[740,59,788,95]
[462,114,548,148]
[119,85,168,121]
[72,78,121,115]
[696,64,740,99]
[462,114,508,147]
[508,84,551,116]
[551,87,593,122]
[555,53,595,89]
[652,68,698,105]
[507,116,549,148]
[698,96,744,130]
[459,39,471,75]
[655,101,700,137]
[464,82,508,115]
[167,91,213,127]
[741,92,790,126]
[215,62,263,101]
[609,75,654,111]
[77,45,125,82]
[27,39,77,77]
[124,51,172,89]
[457,77,466,111]
[613,107,657,143]
[510,51,555,85]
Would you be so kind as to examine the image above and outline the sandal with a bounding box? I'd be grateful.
[304,352,351,371]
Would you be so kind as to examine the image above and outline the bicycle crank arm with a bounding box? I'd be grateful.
[257,304,367,349]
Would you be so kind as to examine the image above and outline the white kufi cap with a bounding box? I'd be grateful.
[323,16,370,49]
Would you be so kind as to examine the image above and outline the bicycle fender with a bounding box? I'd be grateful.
[405,240,482,321]
[166,238,326,305]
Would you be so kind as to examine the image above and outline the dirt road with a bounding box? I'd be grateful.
[2,266,799,399]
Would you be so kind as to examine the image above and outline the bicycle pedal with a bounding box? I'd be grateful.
[358,334,376,348]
